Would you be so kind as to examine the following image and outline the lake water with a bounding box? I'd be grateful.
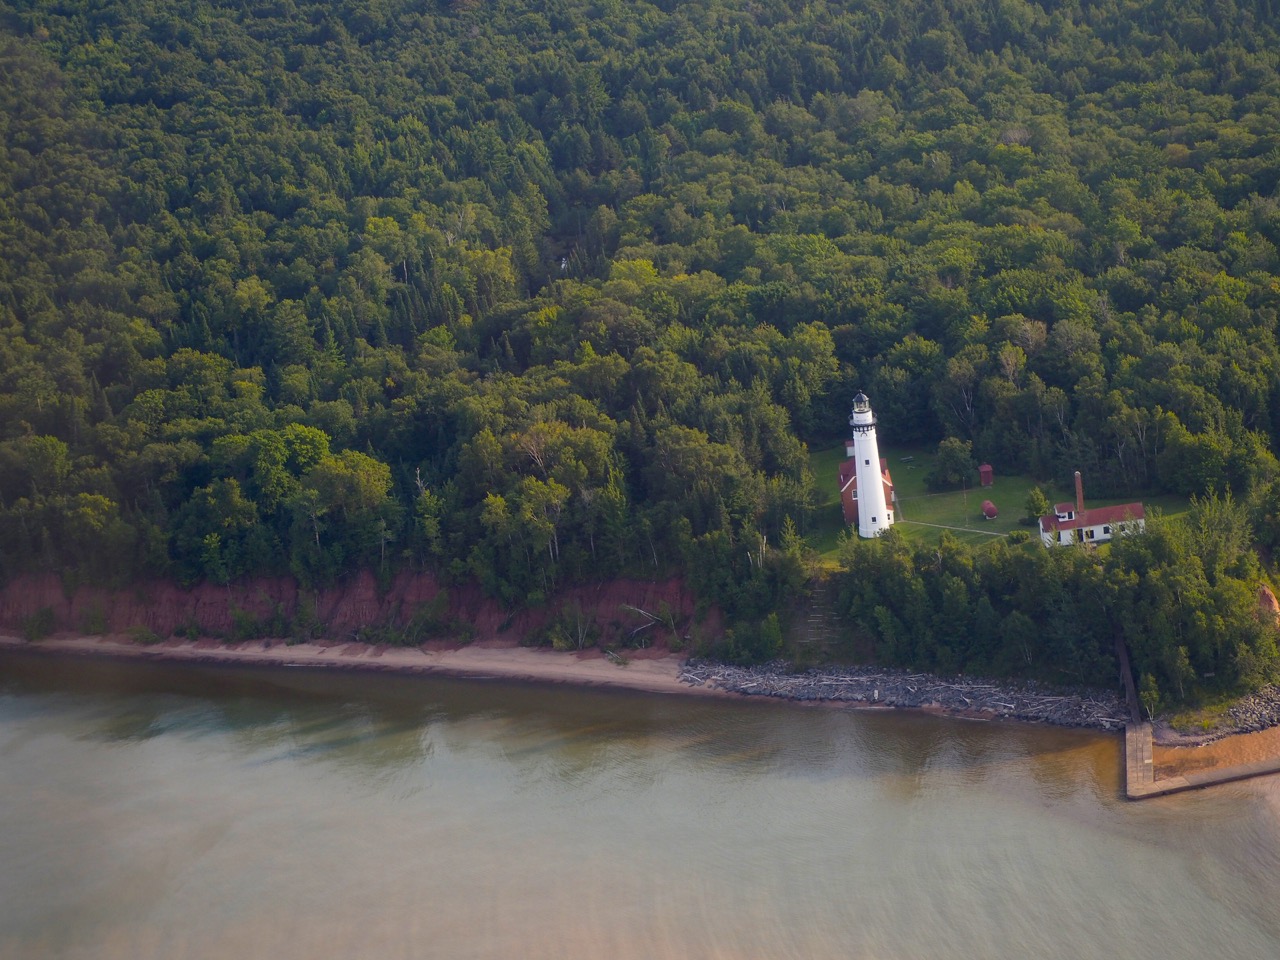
[2,651,1279,960]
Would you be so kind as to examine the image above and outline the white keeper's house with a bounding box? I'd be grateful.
[1039,471,1145,547]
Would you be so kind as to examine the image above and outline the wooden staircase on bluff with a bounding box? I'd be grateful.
[796,577,840,656]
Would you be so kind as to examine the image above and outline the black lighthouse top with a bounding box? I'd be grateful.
[850,392,877,434]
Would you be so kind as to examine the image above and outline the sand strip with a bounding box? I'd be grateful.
[0,633,710,698]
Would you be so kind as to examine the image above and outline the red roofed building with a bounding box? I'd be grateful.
[838,456,895,528]
[1040,471,1145,547]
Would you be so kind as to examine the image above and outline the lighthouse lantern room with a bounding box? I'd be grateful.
[837,393,896,538]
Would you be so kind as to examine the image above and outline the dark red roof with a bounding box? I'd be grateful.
[839,458,894,497]
[1040,502,1145,534]
[839,457,895,528]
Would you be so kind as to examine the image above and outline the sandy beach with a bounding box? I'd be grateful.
[0,632,709,698]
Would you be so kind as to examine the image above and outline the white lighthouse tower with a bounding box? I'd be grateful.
[844,392,894,538]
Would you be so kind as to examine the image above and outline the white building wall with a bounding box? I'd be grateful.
[1043,518,1146,547]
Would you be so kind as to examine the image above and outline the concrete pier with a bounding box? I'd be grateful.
[1125,722,1280,799]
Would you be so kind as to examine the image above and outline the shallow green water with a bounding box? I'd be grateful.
[2,651,1278,960]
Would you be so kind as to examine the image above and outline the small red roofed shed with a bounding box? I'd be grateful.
[978,463,994,487]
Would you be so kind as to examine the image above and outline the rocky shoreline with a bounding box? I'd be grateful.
[1222,684,1280,732]
[680,660,1131,731]
[1155,683,1280,745]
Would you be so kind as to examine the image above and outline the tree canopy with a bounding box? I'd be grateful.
[3,0,1280,689]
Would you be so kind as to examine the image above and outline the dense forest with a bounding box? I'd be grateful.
[836,493,1277,713]
[3,0,1280,702]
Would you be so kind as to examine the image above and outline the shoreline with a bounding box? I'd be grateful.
[0,633,713,699]
[6,633,1280,788]
[683,660,1132,732]
[0,634,1125,730]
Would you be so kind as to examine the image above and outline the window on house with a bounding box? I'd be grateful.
[1087,529,1095,539]
[1103,525,1111,535]
[871,516,877,523]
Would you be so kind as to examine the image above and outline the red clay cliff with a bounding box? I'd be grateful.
[0,570,715,648]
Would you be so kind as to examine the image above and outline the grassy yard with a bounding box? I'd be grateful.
[805,442,852,563]
[805,441,1187,560]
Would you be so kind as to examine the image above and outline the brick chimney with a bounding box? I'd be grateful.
[1075,470,1084,514]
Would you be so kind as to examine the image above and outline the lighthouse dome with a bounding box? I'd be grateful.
[850,392,876,431]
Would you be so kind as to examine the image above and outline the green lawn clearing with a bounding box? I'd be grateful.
[805,442,1185,559]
